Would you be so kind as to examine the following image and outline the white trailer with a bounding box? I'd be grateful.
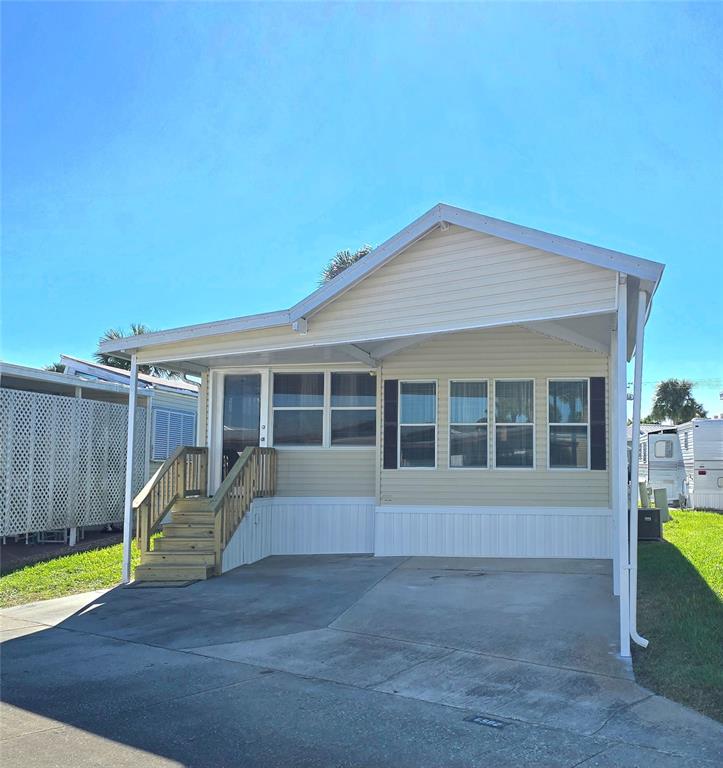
[638,428,686,506]
[677,419,723,510]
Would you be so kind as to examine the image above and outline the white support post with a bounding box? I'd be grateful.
[628,290,650,649]
[121,354,138,584]
[616,276,631,657]
[610,325,620,597]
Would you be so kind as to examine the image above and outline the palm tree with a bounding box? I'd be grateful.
[320,245,373,284]
[44,361,66,373]
[95,324,178,378]
[646,379,707,424]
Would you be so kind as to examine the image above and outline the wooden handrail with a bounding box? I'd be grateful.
[211,447,276,575]
[133,445,208,555]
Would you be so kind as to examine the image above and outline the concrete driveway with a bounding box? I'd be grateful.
[1,555,721,767]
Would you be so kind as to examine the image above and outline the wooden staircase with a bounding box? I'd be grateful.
[132,446,276,583]
[135,498,217,581]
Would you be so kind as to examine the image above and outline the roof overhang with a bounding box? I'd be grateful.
[98,203,664,365]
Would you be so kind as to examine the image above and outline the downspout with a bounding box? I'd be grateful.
[121,353,138,584]
[628,290,649,648]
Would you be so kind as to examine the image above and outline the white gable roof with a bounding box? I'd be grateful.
[99,203,664,357]
[290,203,664,322]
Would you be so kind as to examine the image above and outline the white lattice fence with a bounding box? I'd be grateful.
[0,388,146,536]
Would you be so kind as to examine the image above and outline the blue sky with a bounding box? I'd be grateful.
[3,2,721,415]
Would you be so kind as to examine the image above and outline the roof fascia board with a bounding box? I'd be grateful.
[289,205,443,322]
[97,310,290,355]
[139,306,616,367]
[0,363,151,399]
[439,204,665,284]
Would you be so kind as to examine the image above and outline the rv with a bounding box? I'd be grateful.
[638,420,723,510]
[677,419,723,510]
[638,427,686,506]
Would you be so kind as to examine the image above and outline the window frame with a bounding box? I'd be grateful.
[270,369,377,450]
[270,372,326,448]
[493,378,536,470]
[547,378,591,471]
[448,379,489,470]
[329,371,377,447]
[653,439,673,459]
[397,379,437,470]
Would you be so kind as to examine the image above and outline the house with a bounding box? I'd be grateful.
[0,362,150,542]
[100,203,664,658]
[59,355,199,471]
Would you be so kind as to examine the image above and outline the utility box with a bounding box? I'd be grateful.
[638,508,662,541]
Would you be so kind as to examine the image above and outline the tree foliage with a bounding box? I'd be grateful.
[645,379,707,424]
[44,361,66,373]
[95,324,178,378]
[320,245,373,284]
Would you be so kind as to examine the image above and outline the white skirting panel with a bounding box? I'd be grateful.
[373,506,613,559]
[221,497,375,573]
[691,492,723,511]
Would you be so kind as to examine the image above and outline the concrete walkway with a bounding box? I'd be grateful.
[1,555,721,767]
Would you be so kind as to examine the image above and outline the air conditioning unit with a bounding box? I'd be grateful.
[638,509,662,541]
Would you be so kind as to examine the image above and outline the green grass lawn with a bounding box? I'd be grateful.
[634,509,723,722]
[0,539,141,608]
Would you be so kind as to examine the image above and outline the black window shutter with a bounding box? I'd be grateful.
[590,377,606,470]
[383,379,399,469]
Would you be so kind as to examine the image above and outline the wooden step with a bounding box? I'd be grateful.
[142,551,216,567]
[172,498,213,513]
[172,510,215,525]
[162,523,214,538]
[134,562,215,582]
[154,537,214,553]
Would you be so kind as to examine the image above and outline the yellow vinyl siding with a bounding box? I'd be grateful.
[275,448,376,497]
[136,225,617,367]
[310,225,617,338]
[380,326,610,507]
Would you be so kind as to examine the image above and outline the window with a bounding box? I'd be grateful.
[642,441,647,464]
[684,432,689,451]
[152,409,196,461]
[449,381,488,468]
[272,373,324,445]
[717,477,723,489]
[654,440,673,459]
[330,373,376,446]
[399,381,436,468]
[495,380,534,468]
[548,380,589,469]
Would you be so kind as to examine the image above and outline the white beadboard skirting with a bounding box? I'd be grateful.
[222,499,614,572]
[221,497,375,573]
[373,505,613,559]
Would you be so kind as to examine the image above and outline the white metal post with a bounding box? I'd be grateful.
[610,326,620,597]
[628,290,650,649]
[616,276,631,657]
[121,354,138,584]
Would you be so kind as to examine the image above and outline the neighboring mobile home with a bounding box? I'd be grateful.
[59,355,199,471]
[100,203,664,657]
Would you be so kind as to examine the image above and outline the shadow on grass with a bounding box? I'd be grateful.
[634,539,723,722]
